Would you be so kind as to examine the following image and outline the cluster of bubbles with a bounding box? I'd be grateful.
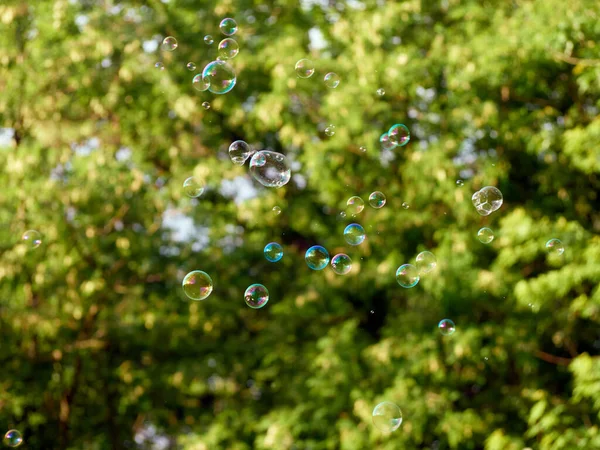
[396,250,437,289]
[380,124,410,150]
[3,430,23,447]
[229,140,254,165]
[293,58,341,90]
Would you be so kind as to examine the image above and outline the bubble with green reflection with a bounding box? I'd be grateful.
[219,18,238,36]
[396,264,419,288]
[372,402,403,432]
[245,284,269,309]
[305,245,329,270]
[182,270,213,300]
[264,242,283,262]
[331,253,352,275]
[344,223,365,246]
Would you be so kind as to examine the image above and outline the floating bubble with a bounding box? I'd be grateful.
[182,270,213,300]
[346,196,364,215]
[249,151,291,188]
[359,146,367,153]
[324,72,340,88]
[272,206,282,215]
[264,242,283,262]
[305,245,330,270]
[244,283,269,309]
[155,62,165,70]
[368,191,386,208]
[546,238,564,256]
[376,88,385,96]
[228,140,253,165]
[456,179,464,186]
[325,125,336,137]
[202,101,210,110]
[186,62,196,71]
[416,251,436,274]
[219,18,238,36]
[372,402,403,432]
[402,202,410,209]
[344,223,366,246]
[396,264,419,288]
[438,319,456,336]
[161,36,178,52]
[22,230,42,249]
[204,35,214,45]
[388,124,410,147]
[477,227,494,244]
[218,38,239,60]
[295,59,315,78]
[331,253,352,275]
[202,60,236,95]
[192,74,210,92]
[379,132,396,151]
[471,186,503,216]
[3,430,22,448]
[337,211,347,221]
[183,177,204,198]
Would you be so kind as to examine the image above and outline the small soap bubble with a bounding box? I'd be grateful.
[324,124,336,137]
[416,251,436,274]
[376,88,385,96]
[337,211,347,222]
[545,238,564,256]
[219,18,238,36]
[368,191,386,208]
[186,62,196,71]
[346,196,364,215]
[244,284,269,309]
[456,179,464,186]
[396,264,419,288]
[182,270,213,300]
[402,202,410,209]
[249,151,291,188]
[155,61,165,70]
[202,101,211,110]
[331,253,352,275]
[204,35,214,45]
[272,206,282,215]
[161,36,178,52]
[372,402,403,432]
[344,223,366,246]
[3,430,23,447]
[228,140,253,165]
[379,132,396,151]
[183,177,204,197]
[202,60,236,95]
[359,146,367,153]
[438,319,456,335]
[471,186,503,216]
[388,124,410,147]
[217,38,239,60]
[477,227,494,244]
[22,230,42,249]
[264,242,283,262]
[305,245,330,270]
[324,72,340,88]
[192,74,210,92]
[295,59,315,78]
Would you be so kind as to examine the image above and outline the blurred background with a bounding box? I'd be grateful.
[1,0,600,449]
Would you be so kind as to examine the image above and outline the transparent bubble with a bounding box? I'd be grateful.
[456,179,464,186]
[202,101,210,110]
[155,62,165,70]
[228,140,253,165]
[22,230,42,249]
[272,206,282,215]
[192,74,210,92]
[325,125,336,137]
[388,124,410,147]
[546,238,565,256]
[186,62,196,71]
[305,245,330,271]
[359,146,367,153]
[295,59,315,78]
[477,227,494,244]
[471,186,503,216]
[344,223,366,246]
[337,211,347,221]
[416,251,436,274]
[264,242,283,262]
[396,264,419,288]
[161,36,178,52]
[324,72,340,88]
[346,196,364,215]
[331,253,352,275]
[402,202,410,209]
[182,270,213,300]
[379,132,396,151]
[217,38,239,60]
[372,402,403,432]
[202,60,236,95]
[438,319,456,336]
[376,88,385,96]
[244,284,269,309]
[3,430,23,448]
[204,35,214,45]
[183,177,204,198]
[219,18,238,36]
[249,151,291,188]
[368,191,386,208]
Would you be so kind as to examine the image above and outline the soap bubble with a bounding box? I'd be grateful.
[325,125,336,137]
[244,284,269,309]
[402,202,410,209]
[396,264,419,288]
[346,196,364,215]
[305,245,330,270]
[438,319,456,336]
[331,253,352,275]
[471,186,503,216]
[295,59,315,78]
[388,124,410,147]
[264,242,283,262]
[337,211,347,221]
[183,177,204,198]
[344,223,366,246]
[161,36,178,52]
[220,18,238,36]
[155,62,165,70]
[192,74,210,92]
[477,227,494,244]
[182,270,213,300]
[202,60,236,95]
[204,35,214,45]
[228,140,253,165]
[324,72,340,88]
[376,88,385,96]
[359,146,367,153]
[379,132,396,151]
[217,38,239,60]
[249,151,291,188]
[372,402,403,432]
[456,179,464,186]
[22,230,42,249]
[416,251,436,274]
[186,62,196,71]
[368,191,386,208]
[546,238,564,256]
[3,430,23,447]
[272,206,282,215]
[202,101,210,110]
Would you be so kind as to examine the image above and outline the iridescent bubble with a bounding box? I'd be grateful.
[402,202,410,209]
[244,283,269,309]
[186,62,196,71]
[295,59,315,78]
[344,223,366,246]
[368,191,386,208]
[372,402,403,432]
[396,264,419,288]
[3,430,23,448]
[204,35,214,45]
[183,177,204,198]
[379,132,396,151]
[546,238,565,256]
[228,140,253,165]
[155,61,165,70]
[324,72,340,88]
[376,88,385,96]
[325,125,336,137]
[438,319,456,336]
[456,179,464,186]
[272,206,282,215]
[264,242,283,262]
[202,101,210,110]
[182,270,213,300]
[22,230,42,249]
[161,36,178,52]
[416,251,436,274]
[217,38,239,60]
[477,227,494,244]
[388,124,410,147]
[359,146,367,153]
[346,196,364,215]
[471,186,503,216]
[219,18,238,36]
[305,245,330,270]
[192,74,210,92]
[331,253,352,275]
[249,150,291,188]
[202,60,236,95]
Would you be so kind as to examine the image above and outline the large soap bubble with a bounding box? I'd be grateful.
[249,151,291,188]
[471,186,503,216]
